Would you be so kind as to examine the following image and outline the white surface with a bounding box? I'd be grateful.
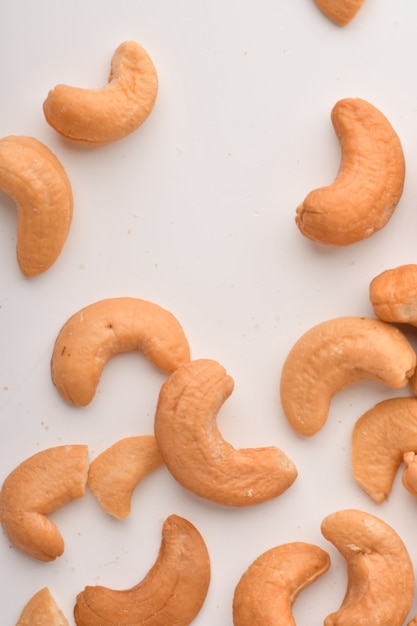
[1,0,417,623]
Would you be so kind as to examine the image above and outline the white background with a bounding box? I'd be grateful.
[2,0,417,623]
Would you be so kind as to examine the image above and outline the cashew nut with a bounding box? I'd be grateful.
[0,445,88,562]
[370,264,417,326]
[313,0,366,26]
[280,316,416,437]
[321,509,414,626]
[88,435,164,519]
[51,297,191,406]
[0,135,73,276]
[295,98,405,245]
[73,514,210,626]
[16,587,69,626]
[43,41,158,146]
[232,542,330,626]
[154,358,298,507]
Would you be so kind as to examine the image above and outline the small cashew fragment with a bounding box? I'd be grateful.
[370,264,417,325]
[51,297,191,406]
[313,0,366,26]
[0,135,73,276]
[73,514,210,626]
[0,445,88,561]
[16,587,69,626]
[295,98,405,245]
[280,316,416,437]
[232,542,330,626]
[43,41,158,146]
[88,435,164,519]
[321,509,414,626]
[154,359,298,507]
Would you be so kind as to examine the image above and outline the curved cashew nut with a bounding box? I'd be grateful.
[0,445,88,562]
[232,542,330,626]
[370,264,417,326]
[321,509,414,626]
[16,587,69,626]
[73,514,210,626]
[51,297,191,406]
[43,41,158,146]
[0,135,73,276]
[154,359,298,507]
[313,0,366,26]
[280,316,416,437]
[88,435,164,519]
[295,98,405,245]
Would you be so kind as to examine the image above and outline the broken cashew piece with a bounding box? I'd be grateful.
[88,435,164,519]
[313,0,366,26]
[73,514,210,626]
[154,359,298,507]
[0,445,88,561]
[295,98,405,245]
[232,542,330,626]
[0,135,73,276]
[15,587,69,626]
[321,509,414,626]
[280,316,416,437]
[43,40,158,146]
[51,297,190,406]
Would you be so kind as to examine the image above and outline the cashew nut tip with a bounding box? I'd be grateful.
[51,297,191,406]
[88,435,164,519]
[73,514,211,626]
[280,316,416,437]
[232,542,330,626]
[295,98,405,245]
[313,0,366,26]
[0,135,73,276]
[0,444,88,562]
[370,264,417,326]
[154,358,298,507]
[43,40,158,146]
[321,509,414,626]
[15,587,69,626]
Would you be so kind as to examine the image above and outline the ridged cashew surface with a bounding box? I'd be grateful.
[280,316,416,437]
[313,0,366,26]
[73,514,210,626]
[15,587,69,626]
[51,297,191,406]
[154,358,298,506]
[295,98,405,245]
[0,135,73,276]
[0,445,88,562]
[232,542,330,626]
[321,509,414,626]
[370,264,417,325]
[43,40,158,146]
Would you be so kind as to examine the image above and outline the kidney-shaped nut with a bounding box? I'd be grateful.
[0,135,73,277]
[154,359,298,507]
[295,98,405,245]
[313,0,366,26]
[280,316,416,437]
[0,445,88,562]
[43,41,158,146]
[321,509,414,626]
[88,435,164,519]
[73,514,210,626]
[16,587,69,626]
[370,264,417,326]
[51,297,191,406]
[233,542,330,626]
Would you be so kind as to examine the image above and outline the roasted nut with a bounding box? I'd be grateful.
[313,0,366,25]
[73,514,210,626]
[51,297,190,406]
[15,587,69,626]
[154,359,297,507]
[280,316,416,437]
[295,98,405,245]
[0,135,73,276]
[232,542,330,626]
[43,41,158,146]
[370,264,417,325]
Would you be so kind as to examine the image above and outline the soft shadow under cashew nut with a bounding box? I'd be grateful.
[73,514,210,626]
[280,316,416,437]
[15,587,69,626]
[313,0,366,26]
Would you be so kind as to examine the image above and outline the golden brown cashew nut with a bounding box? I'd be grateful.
[16,587,69,626]
[154,359,298,507]
[313,0,366,26]
[370,264,417,325]
[73,514,210,626]
[295,98,405,245]
[0,445,88,562]
[0,135,73,276]
[280,316,416,437]
[51,297,191,406]
[232,542,330,626]
[43,41,158,146]
[321,509,414,626]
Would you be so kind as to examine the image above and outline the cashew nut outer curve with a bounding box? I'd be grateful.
[280,316,416,437]
[15,587,69,626]
[43,40,158,146]
[313,0,366,26]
